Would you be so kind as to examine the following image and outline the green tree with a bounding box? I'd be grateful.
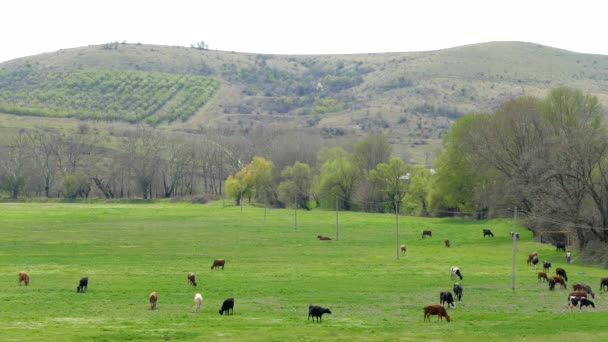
[63,172,91,199]
[318,154,361,210]
[225,156,273,205]
[278,161,313,209]
[353,133,392,176]
[404,165,432,216]
[369,157,409,212]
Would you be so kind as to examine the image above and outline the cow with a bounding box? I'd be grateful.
[531,255,539,270]
[555,242,566,252]
[440,291,455,308]
[219,297,235,315]
[453,283,463,301]
[549,278,556,291]
[552,275,567,289]
[149,292,158,310]
[77,277,88,293]
[510,231,520,240]
[308,305,332,322]
[483,229,494,237]
[194,293,203,312]
[187,272,197,287]
[527,252,538,266]
[422,230,432,238]
[568,296,595,310]
[18,272,30,286]
[451,266,463,280]
[537,272,549,282]
[317,235,331,241]
[543,261,551,273]
[423,304,451,322]
[568,290,589,299]
[556,267,568,282]
[211,259,225,270]
[600,277,608,291]
[400,244,407,254]
[572,283,595,299]
[444,239,450,248]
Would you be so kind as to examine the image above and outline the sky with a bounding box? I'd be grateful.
[1,0,607,63]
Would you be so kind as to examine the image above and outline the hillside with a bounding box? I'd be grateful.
[1,41,608,163]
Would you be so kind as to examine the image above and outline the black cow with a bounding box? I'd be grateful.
[422,230,432,238]
[510,231,520,240]
[440,291,455,308]
[219,297,235,315]
[77,277,88,293]
[308,305,332,322]
[543,261,552,273]
[531,255,539,269]
[556,267,568,282]
[555,242,566,252]
[453,283,463,301]
[549,278,556,291]
[483,229,494,238]
[569,296,595,310]
[451,266,463,280]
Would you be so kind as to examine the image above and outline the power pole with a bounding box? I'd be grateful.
[395,197,400,259]
[511,206,517,290]
[335,195,339,241]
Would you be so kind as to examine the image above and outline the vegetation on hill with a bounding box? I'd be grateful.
[0,68,219,125]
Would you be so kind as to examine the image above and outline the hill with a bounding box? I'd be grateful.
[1,41,608,163]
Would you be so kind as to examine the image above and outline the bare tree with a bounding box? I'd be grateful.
[122,125,163,199]
[27,128,60,197]
[0,132,29,199]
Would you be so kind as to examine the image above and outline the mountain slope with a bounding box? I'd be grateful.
[1,41,608,162]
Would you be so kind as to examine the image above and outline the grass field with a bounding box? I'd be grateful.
[1,201,607,341]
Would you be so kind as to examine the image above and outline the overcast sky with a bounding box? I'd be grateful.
[1,0,607,63]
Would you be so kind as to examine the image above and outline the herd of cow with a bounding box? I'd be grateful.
[413,228,607,323]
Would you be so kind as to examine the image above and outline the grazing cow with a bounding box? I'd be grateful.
[572,283,595,299]
[556,267,568,282]
[400,244,407,254]
[600,277,608,291]
[510,231,520,240]
[423,304,451,322]
[194,293,203,312]
[568,296,595,310]
[18,272,30,286]
[219,297,235,315]
[531,255,539,270]
[527,252,538,266]
[549,278,556,291]
[149,292,158,310]
[537,272,549,282]
[440,291,455,308]
[543,261,552,273]
[568,290,588,299]
[211,259,225,270]
[444,239,450,248]
[453,283,463,301]
[187,272,197,287]
[317,234,331,241]
[555,242,566,252]
[422,230,432,238]
[483,229,494,238]
[552,275,567,289]
[450,266,463,280]
[308,305,332,322]
[77,277,88,293]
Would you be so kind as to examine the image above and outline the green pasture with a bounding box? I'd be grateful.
[1,202,607,341]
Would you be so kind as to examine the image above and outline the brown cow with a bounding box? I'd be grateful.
[187,272,197,287]
[422,230,432,239]
[600,277,608,291]
[552,275,567,289]
[317,235,331,241]
[537,272,549,282]
[18,272,29,286]
[211,259,225,270]
[423,304,450,322]
[527,252,538,266]
[572,283,595,299]
[444,239,450,248]
[149,291,158,310]
[568,290,588,300]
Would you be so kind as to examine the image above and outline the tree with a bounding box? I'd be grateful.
[225,156,273,205]
[27,129,59,197]
[63,172,91,199]
[353,133,392,176]
[369,157,409,212]
[0,132,28,199]
[318,154,362,210]
[404,165,432,216]
[278,161,313,209]
[122,125,163,199]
